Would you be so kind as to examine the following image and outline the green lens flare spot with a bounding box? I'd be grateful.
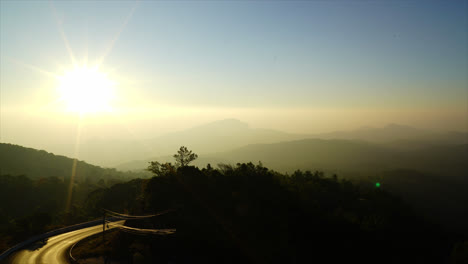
[375,182,381,188]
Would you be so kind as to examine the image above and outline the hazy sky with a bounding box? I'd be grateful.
[1,1,467,150]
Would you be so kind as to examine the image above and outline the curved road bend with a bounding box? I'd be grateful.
[6,221,124,264]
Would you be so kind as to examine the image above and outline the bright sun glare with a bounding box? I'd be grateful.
[57,66,115,114]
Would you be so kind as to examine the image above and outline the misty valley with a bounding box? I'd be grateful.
[1,120,467,263]
[1,1,467,263]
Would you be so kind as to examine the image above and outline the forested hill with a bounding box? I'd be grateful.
[207,139,468,178]
[118,138,468,180]
[0,143,135,182]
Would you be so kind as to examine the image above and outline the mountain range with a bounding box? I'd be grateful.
[74,119,468,167]
[112,119,468,173]
[77,119,308,166]
[2,122,467,234]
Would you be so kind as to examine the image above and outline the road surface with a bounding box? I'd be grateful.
[6,221,124,264]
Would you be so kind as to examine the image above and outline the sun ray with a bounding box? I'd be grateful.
[49,1,78,67]
[84,19,89,67]
[65,114,84,213]
[96,2,139,68]
[103,65,122,76]
[9,58,59,78]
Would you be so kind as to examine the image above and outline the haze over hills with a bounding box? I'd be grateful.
[3,118,466,175]
[114,119,468,171]
[77,119,309,166]
[2,1,467,261]
[117,137,468,178]
[144,118,310,155]
[112,127,468,234]
[75,119,468,167]
[211,140,467,177]
[0,143,135,182]
[315,123,468,145]
[1,125,467,241]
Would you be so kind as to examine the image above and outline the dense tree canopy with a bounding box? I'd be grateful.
[85,161,453,264]
[1,144,465,263]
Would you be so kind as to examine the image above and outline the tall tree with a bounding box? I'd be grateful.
[173,146,198,167]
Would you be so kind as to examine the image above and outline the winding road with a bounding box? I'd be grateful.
[5,221,124,264]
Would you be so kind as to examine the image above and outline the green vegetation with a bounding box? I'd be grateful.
[1,143,467,263]
[173,146,199,167]
[374,169,468,234]
[0,174,83,251]
[78,149,460,263]
[0,143,144,252]
[196,139,468,179]
[0,143,144,182]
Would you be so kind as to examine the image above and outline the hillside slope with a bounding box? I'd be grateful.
[0,143,131,182]
[206,139,468,178]
[119,138,468,180]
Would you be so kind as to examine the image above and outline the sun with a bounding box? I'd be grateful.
[57,65,116,114]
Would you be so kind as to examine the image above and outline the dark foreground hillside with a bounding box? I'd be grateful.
[83,162,466,264]
[0,144,144,252]
[0,143,139,182]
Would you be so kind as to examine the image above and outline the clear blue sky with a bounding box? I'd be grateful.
[1,0,467,148]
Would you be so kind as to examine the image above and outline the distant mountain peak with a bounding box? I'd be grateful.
[384,123,416,130]
[190,118,249,131]
[356,125,374,131]
[211,118,246,125]
[356,123,419,132]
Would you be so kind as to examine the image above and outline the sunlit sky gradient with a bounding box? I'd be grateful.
[1,1,467,151]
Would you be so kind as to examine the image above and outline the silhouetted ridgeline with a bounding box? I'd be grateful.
[314,123,468,144]
[77,163,466,264]
[0,143,140,182]
[0,143,144,252]
[1,142,467,262]
[79,120,468,167]
[204,139,468,178]
[117,138,468,180]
